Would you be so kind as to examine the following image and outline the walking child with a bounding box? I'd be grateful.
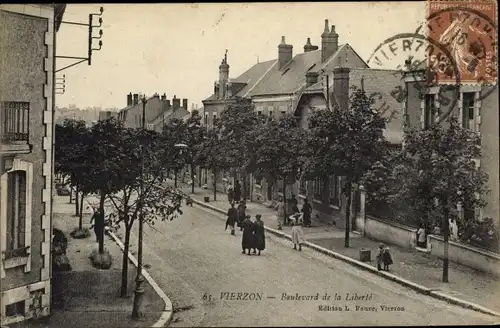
[383,246,393,271]
[291,215,305,251]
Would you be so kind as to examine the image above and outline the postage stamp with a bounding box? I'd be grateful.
[426,0,498,85]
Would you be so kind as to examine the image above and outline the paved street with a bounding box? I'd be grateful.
[111,202,498,327]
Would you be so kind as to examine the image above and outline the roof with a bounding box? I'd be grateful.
[203,59,276,102]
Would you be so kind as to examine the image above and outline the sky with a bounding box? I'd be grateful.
[55,2,426,110]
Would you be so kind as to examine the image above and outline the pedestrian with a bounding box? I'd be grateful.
[241,215,255,255]
[253,214,266,256]
[237,200,246,231]
[417,223,426,248]
[234,180,242,202]
[274,197,285,230]
[227,182,234,204]
[291,215,305,251]
[383,246,393,271]
[290,194,299,213]
[302,198,312,228]
[376,244,385,271]
[449,217,459,241]
[90,208,103,244]
[225,202,238,235]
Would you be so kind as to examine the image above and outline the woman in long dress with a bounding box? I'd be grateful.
[253,214,266,256]
[241,215,255,255]
[291,215,305,251]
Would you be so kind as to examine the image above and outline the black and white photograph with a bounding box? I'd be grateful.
[0,1,499,327]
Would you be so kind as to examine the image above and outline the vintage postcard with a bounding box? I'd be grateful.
[0,1,499,327]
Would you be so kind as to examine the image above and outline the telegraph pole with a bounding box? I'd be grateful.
[56,6,104,73]
[132,95,147,319]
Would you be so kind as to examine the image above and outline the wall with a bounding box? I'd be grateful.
[0,5,54,325]
[427,234,500,276]
[479,86,499,227]
[363,215,418,249]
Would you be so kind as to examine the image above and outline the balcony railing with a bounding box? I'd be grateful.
[1,101,30,142]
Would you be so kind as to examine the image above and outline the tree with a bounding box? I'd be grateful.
[55,119,92,231]
[393,117,489,282]
[182,110,204,193]
[161,118,187,188]
[253,114,310,216]
[217,98,265,199]
[195,122,229,201]
[304,86,388,248]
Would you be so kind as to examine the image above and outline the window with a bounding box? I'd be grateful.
[6,301,25,317]
[328,175,341,207]
[281,111,286,116]
[257,111,262,115]
[212,114,217,128]
[424,94,436,129]
[462,93,475,131]
[313,177,323,200]
[1,101,30,142]
[7,171,26,253]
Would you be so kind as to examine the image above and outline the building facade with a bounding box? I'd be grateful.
[116,92,189,132]
[404,71,499,228]
[0,4,65,325]
[202,19,370,198]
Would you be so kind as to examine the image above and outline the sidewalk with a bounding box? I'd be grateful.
[12,195,164,328]
[177,182,500,312]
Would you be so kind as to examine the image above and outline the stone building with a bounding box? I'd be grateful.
[116,92,189,132]
[0,4,65,325]
[403,71,499,228]
[202,19,369,197]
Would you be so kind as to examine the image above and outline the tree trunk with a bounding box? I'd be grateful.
[78,192,85,229]
[174,169,178,188]
[98,192,106,254]
[213,168,217,201]
[242,170,247,200]
[75,184,80,216]
[345,178,352,248]
[283,179,287,219]
[191,164,195,194]
[442,202,450,283]
[198,167,202,187]
[121,223,131,297]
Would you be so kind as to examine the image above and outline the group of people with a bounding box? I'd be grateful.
[274,195,312,230]
[227,180,242,204]
[225,200,266,255]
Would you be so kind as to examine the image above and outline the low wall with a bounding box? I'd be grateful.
[363,215,418,249]
[428,234,500,276]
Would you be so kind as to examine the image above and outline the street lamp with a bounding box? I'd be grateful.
[132,94,147,320]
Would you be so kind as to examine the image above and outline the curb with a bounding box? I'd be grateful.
[83,198,173,327]
[192,198,500,318]
[106,227,174,327]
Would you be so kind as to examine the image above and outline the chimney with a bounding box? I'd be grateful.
[304,37,318,53]
[161,93,166,101]
[133,93,139,105]
[305,71,319,87]
[219,50,229,99]
[127,93,133,106]
[332,67,350,111]
[172,95,180,109]
[278,36,293,70]
[182,98,188,110]
[321,19,338,63]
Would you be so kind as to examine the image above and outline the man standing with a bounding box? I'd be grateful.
[225,202,238,235]
[234,180,242,202]
[302,198,312,228]
[90,208,104,245]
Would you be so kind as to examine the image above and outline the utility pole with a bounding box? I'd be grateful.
[56,6,104,73]
[132,95,147,319]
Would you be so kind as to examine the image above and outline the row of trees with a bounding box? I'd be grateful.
[194,87,493,283]
[55,117,187,301]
